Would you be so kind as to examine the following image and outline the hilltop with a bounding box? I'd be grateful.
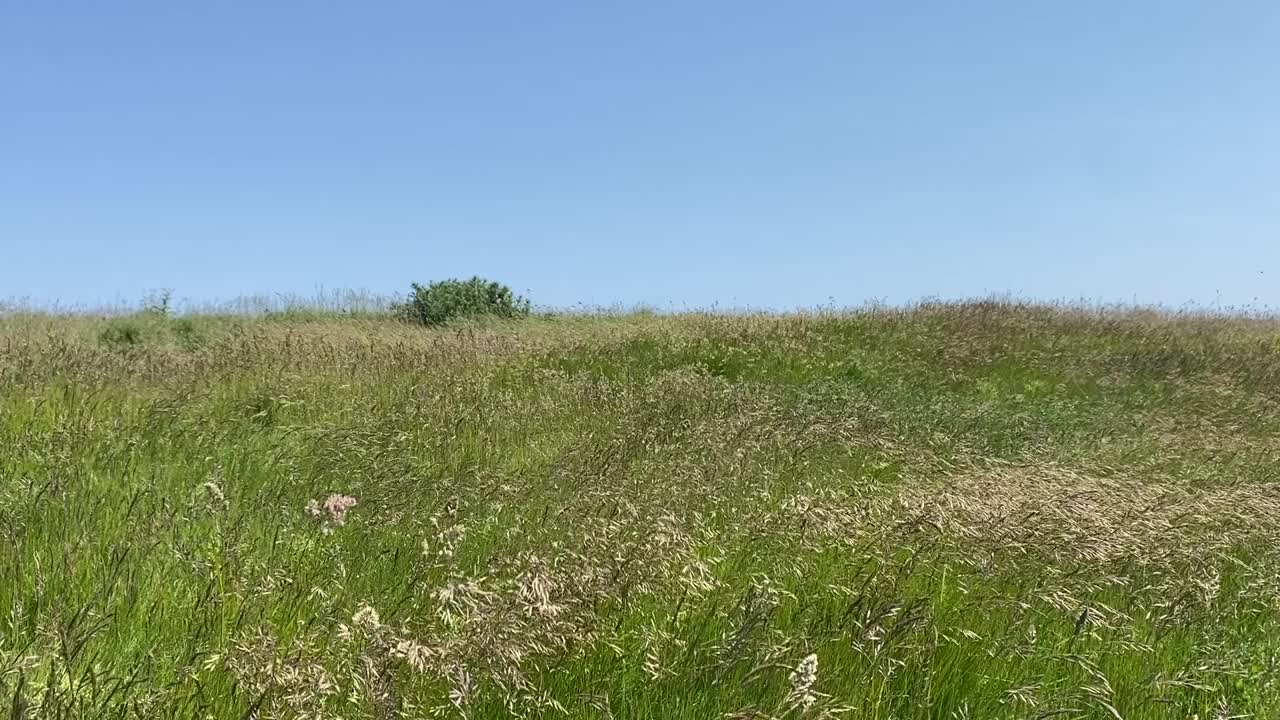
[1,302,1278,718]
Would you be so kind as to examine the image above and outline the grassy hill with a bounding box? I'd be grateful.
[2,302,1279,718]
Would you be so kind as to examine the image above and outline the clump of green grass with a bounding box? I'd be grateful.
[1,301,1279,718]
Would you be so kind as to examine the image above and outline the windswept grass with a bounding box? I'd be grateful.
[1,302,1279,718]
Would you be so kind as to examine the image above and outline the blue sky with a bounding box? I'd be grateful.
[3,2,1277,310]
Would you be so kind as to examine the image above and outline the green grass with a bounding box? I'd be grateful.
[2,302,1280,718]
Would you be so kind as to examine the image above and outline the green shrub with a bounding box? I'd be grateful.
[141,289,174,317]
[171,317,204,349]
[396,277,531,326]
[98,319,144,348]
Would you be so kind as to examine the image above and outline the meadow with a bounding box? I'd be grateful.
[2,301,1279,719]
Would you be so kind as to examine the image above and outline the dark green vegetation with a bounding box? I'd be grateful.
[395,277,531,326]
[2,302,1279,718]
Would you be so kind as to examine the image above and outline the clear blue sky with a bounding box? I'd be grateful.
[3,2,1277,310]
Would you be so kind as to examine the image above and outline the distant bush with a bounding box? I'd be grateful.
[99,319,144,348]
[396,277,531,326]
[171,316,205,350]
[141,289,174,317]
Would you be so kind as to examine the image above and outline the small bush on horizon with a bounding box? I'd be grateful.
[141,288,175,317]
[396,277,531,326]
[98,318,144,348]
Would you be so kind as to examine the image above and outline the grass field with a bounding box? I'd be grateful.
[2,302,1280,719]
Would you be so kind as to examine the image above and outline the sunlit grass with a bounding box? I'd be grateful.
[1,302,1279,718]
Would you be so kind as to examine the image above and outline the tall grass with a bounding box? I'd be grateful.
[1,302,1279,718]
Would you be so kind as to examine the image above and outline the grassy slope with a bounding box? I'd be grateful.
[1,303,1279,719]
